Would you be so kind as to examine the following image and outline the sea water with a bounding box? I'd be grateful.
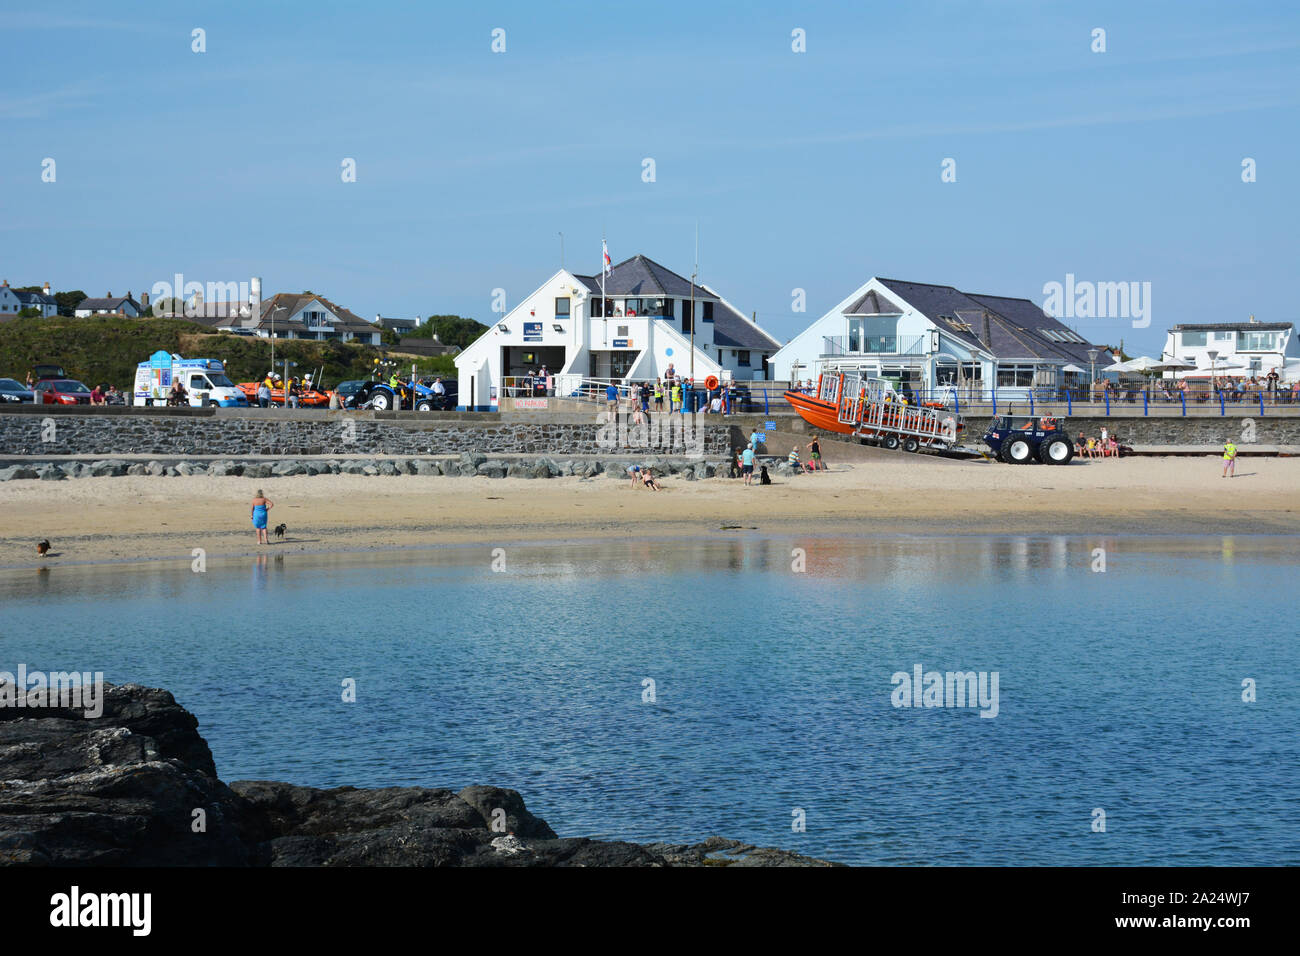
[2,534,1296,865]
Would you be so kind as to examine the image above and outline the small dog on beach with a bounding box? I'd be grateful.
[273,523,287,540]
[37,539,51,556]
[759,466,771,485]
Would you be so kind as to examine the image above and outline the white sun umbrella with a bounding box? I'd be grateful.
[1061,363,1086,374]
[1153,357,1196,371]
[1111,356,1162,373]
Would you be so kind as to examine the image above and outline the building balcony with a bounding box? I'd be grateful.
[821,334,926,357]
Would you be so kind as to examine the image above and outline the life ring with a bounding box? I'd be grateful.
[704,375,720,390]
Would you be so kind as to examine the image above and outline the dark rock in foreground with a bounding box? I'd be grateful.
[0,683,836,867]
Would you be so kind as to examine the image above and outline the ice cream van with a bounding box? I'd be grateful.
[133,351,249,407]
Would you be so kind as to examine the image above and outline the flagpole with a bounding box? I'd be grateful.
[601,234,607,352]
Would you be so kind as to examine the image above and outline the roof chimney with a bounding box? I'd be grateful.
[1249,314,1257,323]
[106,291,112,297]
[42,282,50,295]
[141,291,150,307]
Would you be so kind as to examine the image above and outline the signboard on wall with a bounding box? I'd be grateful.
[515,398,548,409]
[523,322,542,342]
[612,338,631,348]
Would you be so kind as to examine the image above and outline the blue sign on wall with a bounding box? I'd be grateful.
[612,338,629,347]
[764,421,776,430]
[523,321,542,342]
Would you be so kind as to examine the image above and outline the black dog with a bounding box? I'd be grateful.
[759,465,772,485]
[273,523,287,540]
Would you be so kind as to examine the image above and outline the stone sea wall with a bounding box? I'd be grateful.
[0,409,729,458]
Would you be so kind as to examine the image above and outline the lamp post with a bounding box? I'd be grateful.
[1206,348,1218,398]
[270,305,286,377]
[1086,348,1098,401]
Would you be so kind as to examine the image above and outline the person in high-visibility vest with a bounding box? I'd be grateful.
[1222,439,1238,478]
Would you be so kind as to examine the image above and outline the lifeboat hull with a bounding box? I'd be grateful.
[783,390,854,435]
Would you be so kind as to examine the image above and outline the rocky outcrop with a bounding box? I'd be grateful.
[0,683,836,867]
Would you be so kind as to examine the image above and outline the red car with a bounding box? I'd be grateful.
[34,379,93,405]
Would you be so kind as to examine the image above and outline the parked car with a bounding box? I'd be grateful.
[0,377,34,403]
[333,380,365,404]
[33,364,68,381]
[34,379,93,405]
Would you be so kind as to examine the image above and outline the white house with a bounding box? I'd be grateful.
[0,281,22,314]
[1162,319,1299,382]
[770,276,1113,398]
[453,254,780,410]
[75,292,143,317]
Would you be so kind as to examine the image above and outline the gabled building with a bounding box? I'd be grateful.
[453,254,779,410]
[75,292,143,317]
[182,291,381,345]
[1162,320,1298,382]
[771,277,1113,396]
[0,281,23,315]
[3,282,59,317]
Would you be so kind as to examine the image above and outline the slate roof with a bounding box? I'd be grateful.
[843,288,904,315]
[873,278,1107,364]
[77,296,141,313]
[14,290,56,307]
[574,255,714,299]
[702,289,782,351]
[255,293,377,335]
[1170,322,1291,332]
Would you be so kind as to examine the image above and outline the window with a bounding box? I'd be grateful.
[1239,330,1276,351]
[554,297,570,317]
[623,298,640,316]
[682,300,693,333]
[1213,330,1234,342]
[617,325,629,336]
[996,365,1035,387]
[702,301,714,322]
[1181,331,1208,347]
[738,351,751,366]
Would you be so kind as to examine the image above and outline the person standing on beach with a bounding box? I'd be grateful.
[741,445,755,485]
[605,381,619,421]
[1222,439,1238,478]
[250,489,273,544]
[806,438,823,471]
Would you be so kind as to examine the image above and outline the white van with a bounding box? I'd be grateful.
[133,351,249,407]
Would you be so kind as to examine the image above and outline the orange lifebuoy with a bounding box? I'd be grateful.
[704,375,720,390]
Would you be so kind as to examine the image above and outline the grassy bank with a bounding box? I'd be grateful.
[0,316,455,389]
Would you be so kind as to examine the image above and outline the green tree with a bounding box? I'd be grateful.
[413,315,487,350]
[53,291,88,317]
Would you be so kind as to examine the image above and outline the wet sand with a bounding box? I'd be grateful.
[2,455,1297,570]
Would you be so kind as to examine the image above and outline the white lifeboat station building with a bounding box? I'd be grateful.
[454,254,779,410]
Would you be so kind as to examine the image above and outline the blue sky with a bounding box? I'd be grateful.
[3,0,1297,353]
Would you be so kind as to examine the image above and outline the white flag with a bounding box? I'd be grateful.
[602,239,612,277]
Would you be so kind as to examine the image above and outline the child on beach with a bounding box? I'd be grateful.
[1222,440,1237,478]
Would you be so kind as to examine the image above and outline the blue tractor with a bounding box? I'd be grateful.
[983,415,1075,464]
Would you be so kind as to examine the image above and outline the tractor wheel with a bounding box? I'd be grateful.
[415,400,433,412]
[1005,438,1035,463]
[371,391,393,411]
[1038,436,1074,465]
[882,434,901,451]
[902,437,920,453]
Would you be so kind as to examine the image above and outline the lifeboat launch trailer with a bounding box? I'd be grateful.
[828,371,962,453]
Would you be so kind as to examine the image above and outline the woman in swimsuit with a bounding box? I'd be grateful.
[251,489,273,545]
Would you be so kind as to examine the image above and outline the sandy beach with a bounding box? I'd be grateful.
[2,454,1297,570]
